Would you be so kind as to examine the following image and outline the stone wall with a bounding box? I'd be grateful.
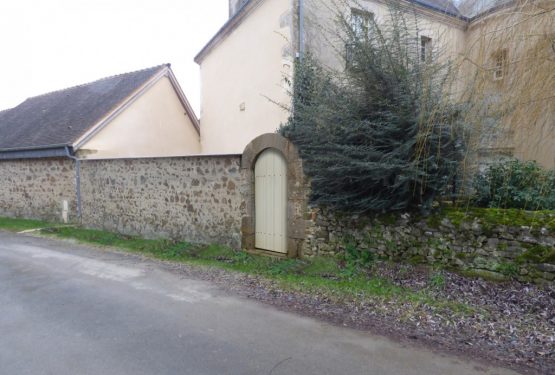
[0,158,77,222]
[303,208,555,284]
[241,133,308,257]
[80,156,245,248]
[0,135,306,256]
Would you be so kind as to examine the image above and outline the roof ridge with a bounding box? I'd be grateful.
[23,63,170,102]
[0,63,177,153]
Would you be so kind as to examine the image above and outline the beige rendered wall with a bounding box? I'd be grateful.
[198,0,293,155]
[303,0,467,74]
[77,76,201,160]
[463,0,555,168]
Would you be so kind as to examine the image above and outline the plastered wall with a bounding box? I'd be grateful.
[78,76,201,160]
[302,0,467,77]
[463,1,555,168]
[198,0,293,154]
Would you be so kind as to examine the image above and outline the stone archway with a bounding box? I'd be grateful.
[241,134,307,258]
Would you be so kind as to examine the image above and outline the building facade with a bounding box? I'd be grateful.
[196,0,555,168]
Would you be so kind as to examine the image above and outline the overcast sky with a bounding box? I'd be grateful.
[0,0,229,115]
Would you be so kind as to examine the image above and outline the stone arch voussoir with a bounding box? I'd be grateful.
[241,133,307,258]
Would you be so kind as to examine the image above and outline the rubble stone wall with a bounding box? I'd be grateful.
[0,158,77,222]
[80,156,246,248]
[302,208,555,284]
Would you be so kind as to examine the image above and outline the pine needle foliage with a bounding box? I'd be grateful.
[280,2,467,214]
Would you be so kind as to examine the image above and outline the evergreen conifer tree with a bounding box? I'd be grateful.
[280,2,466,214]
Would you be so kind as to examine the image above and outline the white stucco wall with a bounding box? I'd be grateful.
[77,76,201,159]
[198,0,293,155]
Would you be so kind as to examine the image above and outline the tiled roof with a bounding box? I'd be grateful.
[0,64,167,151]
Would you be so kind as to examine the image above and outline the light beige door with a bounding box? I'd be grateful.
[255,148,287,253]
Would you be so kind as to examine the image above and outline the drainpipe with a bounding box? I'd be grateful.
[292,0,306,118]
[298,0,305,59]
[65,146,82,223]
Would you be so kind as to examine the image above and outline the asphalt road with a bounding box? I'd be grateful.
[0,231,519,375]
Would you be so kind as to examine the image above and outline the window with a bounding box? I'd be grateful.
[350,8,373,41]
[346,9,374,67]
[420,36,432,62]
[492,49,508,81]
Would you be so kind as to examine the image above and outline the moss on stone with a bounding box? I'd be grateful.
[442,209,467,228]
[406,238,421,248]
[494,262,519,277]
[408,255,425,264]
[516,244,554,264]
[444,207,555,231]
[480,223,495,237]
[426,215,442,229]
[374,207,554,233]
[544,249,555,264]
[354,216,371,230]
[370,226,385,240]
[377,212,398,226]
[311,207,553,285]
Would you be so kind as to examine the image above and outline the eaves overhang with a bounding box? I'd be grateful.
[194,0,264,64]
[194,0,470,65]
[412,0,468,21]
[0,145,71,160]
[467,0,517,23]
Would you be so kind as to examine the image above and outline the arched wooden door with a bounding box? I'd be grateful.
[255,148,287,253]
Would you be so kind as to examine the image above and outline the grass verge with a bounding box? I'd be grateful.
[0,217,53,232]
[1,217,474,316]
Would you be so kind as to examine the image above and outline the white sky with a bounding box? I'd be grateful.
[0,0,229,115]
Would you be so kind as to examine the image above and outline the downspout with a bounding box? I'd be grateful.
[292,0,305,117]
[298,0,305,59]
[65,146,82,223]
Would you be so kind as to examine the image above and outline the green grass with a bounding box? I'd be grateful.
[0,217,52,232]
[0,216,475,316]
[429,271,446,288]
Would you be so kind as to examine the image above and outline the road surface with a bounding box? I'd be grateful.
[0,231,519,375]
